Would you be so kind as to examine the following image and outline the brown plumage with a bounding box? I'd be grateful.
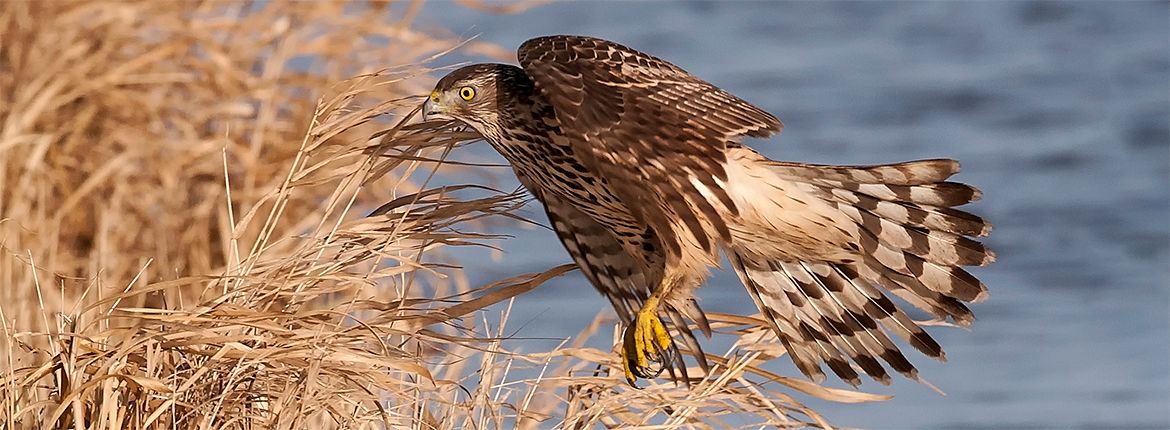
[423,35,994,388]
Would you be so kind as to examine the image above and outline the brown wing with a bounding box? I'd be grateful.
[540,192,711,383]
[518,35,782,257]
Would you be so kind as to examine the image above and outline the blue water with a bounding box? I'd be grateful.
[416,2,1170,428]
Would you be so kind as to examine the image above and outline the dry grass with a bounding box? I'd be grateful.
[0,2,887,428]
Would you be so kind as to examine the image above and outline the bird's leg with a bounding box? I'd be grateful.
[622,270,680,387]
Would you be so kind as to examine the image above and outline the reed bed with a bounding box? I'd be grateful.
[0,2,884,428]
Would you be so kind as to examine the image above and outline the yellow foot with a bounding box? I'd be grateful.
[621,307,674,387]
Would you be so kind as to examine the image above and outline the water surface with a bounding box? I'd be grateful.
[417,2,1170,428]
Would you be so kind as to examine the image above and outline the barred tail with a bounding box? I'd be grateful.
[726,146,994,386]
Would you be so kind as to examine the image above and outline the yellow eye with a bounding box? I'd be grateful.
[459,86,475,101]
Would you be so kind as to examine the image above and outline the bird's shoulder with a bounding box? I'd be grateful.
[518,35,690,81]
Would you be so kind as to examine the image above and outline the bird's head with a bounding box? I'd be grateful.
[423,63,535,139]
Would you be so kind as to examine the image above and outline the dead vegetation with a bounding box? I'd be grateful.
[0,1,885,428]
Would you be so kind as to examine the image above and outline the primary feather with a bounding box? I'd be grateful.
[423,34,994,387]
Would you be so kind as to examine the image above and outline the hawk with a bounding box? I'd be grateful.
[423,35,994,388]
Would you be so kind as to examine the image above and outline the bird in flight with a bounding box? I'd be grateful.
[423,35,994,388]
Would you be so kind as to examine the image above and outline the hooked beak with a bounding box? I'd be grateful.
[423,90,448,121]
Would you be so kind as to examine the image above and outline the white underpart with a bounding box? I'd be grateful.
[665,146,858,305]
[720,146,857,264]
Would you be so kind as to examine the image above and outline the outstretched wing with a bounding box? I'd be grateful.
[540,192,711,383]
[518,35,782,257]
[726,149,994,387]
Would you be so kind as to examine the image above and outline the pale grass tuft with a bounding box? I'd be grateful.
[1,1,886,428]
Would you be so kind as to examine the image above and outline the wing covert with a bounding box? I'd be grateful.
[518,35,783,256]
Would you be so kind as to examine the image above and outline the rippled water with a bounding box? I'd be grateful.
[417,2,1170,428]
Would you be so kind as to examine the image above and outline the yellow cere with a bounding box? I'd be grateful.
[429,90,439,103]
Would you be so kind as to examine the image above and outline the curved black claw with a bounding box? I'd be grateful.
[621,312,673,387]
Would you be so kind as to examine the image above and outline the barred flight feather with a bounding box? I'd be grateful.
[539,191,711,383]
[725,145,989,386]
[426,35,992,389]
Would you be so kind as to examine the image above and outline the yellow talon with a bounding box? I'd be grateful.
[621,296,674,387]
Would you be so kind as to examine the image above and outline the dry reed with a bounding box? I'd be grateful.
[0,2,886,428]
